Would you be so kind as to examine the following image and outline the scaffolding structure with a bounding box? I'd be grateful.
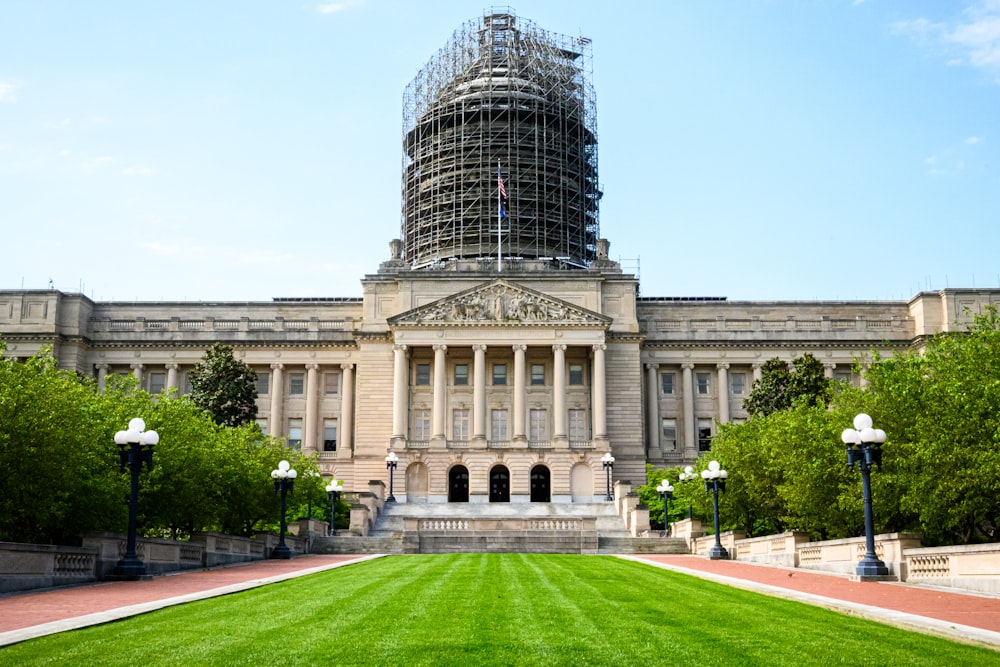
[401,9,600,269]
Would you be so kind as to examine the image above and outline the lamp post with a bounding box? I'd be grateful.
[601,452,615,501]
[841,413,889,578]
[701,460,729,560]
[270,460,297,559]
[385,451,398,502]
[325,479,344,537]
[112,418,158,579]
[679,465,698,518]
[656,479,674,537]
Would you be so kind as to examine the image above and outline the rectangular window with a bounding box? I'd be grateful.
[661,418,677,452]
[452,409,470,441]
[454,364,469,386]
[569,364,584,386]
[323,418,337,451]
[412,409,430,441]
[256,371,270,396]
[289,372,305,395]
[731,372,746,396]
[834,370,852,385]
[491,409,508,441]
[696,372,710,395]
[660,372,675,395]
[697,418,713,452]
[415,364,431,386]
[324,371,340,395]
[148,371,166,394]
[255,417,268,433]
[287,418,303,450]
[492,364,507,386]
[569,409,587,440]
[529,408,546,441]
[530,364,545,386]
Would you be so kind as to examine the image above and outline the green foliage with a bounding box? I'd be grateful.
[187,342,258,427]
[743,353,832,417]
[2,555,993,666]
[0,343,309,544]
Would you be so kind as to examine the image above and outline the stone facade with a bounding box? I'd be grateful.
[3,254,999,503]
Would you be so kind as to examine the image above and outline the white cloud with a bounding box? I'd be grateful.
[964,135,984,144]
[316,0,364,15]
[894,2,1000,81]
[0,79,22,102]
[121,165,156,177]
[58,149,72,157]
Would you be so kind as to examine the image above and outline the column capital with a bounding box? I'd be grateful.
[681,362,695,370]
[130,363,144,370]
[472,344,487,352]
[645,363,659,371]
[165,362,179,370]
[393,344,408,352]
[433,344,447,352]
[752,362,763,370]
[340,363,354,371]
[96,363,110,371]
[270,362,284,371]
[823,362,837,369]
[592,344,606,352]
[306,363,320,371]
[512,344,527,352]
[552,344,567,352]
[716,362,730,370]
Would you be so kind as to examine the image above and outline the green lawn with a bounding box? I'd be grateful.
[2,554,997,666]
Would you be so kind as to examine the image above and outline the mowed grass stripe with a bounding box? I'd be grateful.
[1,554,997,667]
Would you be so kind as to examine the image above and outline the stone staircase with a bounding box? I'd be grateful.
[312,501,689,555]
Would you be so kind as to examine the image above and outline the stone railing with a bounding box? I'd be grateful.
[692,530,746,557]
[774,533,922,578]
[646,316,906,335]
[903,542,1000,595]
[729,531,813,567]
[405,517,596,533]
[0,542,98,594]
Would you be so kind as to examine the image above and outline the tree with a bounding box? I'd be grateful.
[188,343,258,427]
[743,353,831,417]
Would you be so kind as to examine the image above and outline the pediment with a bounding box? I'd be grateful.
[388,280,610,328]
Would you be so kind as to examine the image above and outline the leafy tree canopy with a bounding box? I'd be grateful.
[743,353,832,417]
[188,342,258,427]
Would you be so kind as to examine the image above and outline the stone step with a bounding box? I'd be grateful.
[597,537,690,555]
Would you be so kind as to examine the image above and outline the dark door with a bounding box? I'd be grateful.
[490,466,510,502]
[530,465,550,502]
[449,465,470,503]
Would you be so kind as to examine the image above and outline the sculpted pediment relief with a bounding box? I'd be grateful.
[389,280,610,327]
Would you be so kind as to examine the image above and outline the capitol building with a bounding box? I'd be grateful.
[2,11,997,506]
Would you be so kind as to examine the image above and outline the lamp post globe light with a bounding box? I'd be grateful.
[112,418,158,579]
[656,479,674,538]
[326,479,344,537]
[601,452,615,501]
[841,413,890,578]
[270,460,297,559]
[385,451,399,502]
[701,460,729,560]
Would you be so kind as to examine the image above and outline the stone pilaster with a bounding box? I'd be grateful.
[270,363,284,438]
[717,362,730,424]
[682,362,695,457]
[473,344,486,441]
[592,344,607,440]
[304,363,320,454]
[553,344,567,441]
[341,363,354,453]
[392,344,408,441]
[512,344,526,440]
[645,362,659,455]
[432,344,447,439]
[165,363,178,391]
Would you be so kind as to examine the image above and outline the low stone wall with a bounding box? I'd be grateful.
[403,517,599,554]
[731,532,812,568]
[792,533,922,578]
[904,542,1000,595]
[692,530,746,558]
[0,542,98,594]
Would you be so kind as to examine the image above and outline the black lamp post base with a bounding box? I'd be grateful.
[386,495,396,503]
[708,545,730,560]
[854,557,891,579]
[271,545,293,559]
[110,558,151,581]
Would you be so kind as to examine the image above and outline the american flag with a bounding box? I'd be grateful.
[497,167,507,200]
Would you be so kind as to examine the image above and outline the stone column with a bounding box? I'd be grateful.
[645,363,659,455]
[340,363,354,453]
[752,362,763,382]
[512,344,527,440]
[592,344,607,440]
[552,344,567,440]
[473,344,487,440]
[717,363,730,424]
[96,364,109,393]
[304,363,319,453]
[432,344,447,439]
[165,363,178,391]
[682,363,695,456]
[392,344,408,440]
[823,362,836,379]
[270,363,284,438]
[131,363,143,385]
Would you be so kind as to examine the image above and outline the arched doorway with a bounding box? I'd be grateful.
[530,465,551,502]
[448,465,469,503]
[406,462,429,503]
[489,465,510,502]
[570,462,594,502]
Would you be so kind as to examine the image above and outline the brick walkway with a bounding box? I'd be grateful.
[1,553,999,651]
[628,554,1000,650]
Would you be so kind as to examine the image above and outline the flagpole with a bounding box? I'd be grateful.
[497,160,502,273]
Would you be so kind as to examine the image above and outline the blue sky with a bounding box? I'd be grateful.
[2,1,998,302]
